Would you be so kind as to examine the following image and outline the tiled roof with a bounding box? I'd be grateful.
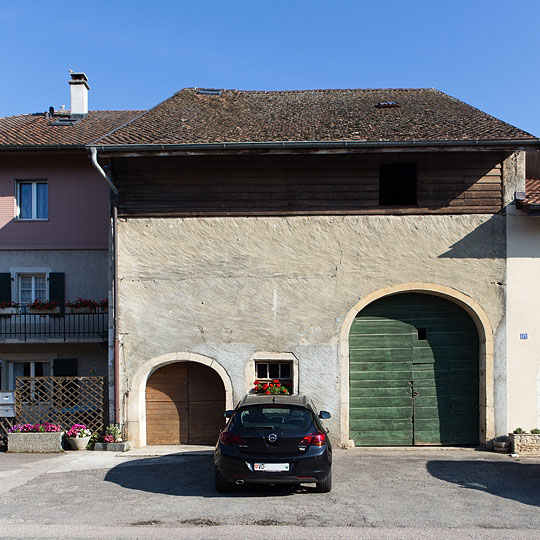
[96,88,536,146]
[523,177,540,207]
[0,110,143,147]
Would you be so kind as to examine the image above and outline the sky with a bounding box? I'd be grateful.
[1,0,539,137]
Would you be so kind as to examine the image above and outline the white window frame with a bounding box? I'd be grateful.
[9,268,50,309]
[15,180,48,220]
[246,352,299,395]
[1,354,57,392]
[18,274,47,306]
[255,361,293,382]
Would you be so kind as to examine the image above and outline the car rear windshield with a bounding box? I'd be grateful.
[236,405,313,431]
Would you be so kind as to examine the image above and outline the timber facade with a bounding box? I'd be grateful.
[111,152,503,217]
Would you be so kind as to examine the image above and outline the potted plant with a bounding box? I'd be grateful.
[65,298,99,314]
[93,424,132,452]
[98,298,108,312]
[65,424,92,450]
[7,423,64,453]
[28,299,60,315]
[0,300,19,316]
[253,379,290,395]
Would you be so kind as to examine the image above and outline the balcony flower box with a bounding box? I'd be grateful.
[7,423,64,453]
[66,298,101,314]
[67,306,96,314]
[0,302,19,316]
[29,307,60,315]
[28,300,60,315]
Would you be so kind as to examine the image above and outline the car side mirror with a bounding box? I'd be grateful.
[319,411,331,419]
[224,410,234,418]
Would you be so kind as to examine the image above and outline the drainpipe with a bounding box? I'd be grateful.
[89,147,120,425]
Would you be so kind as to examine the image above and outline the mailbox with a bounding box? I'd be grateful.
[0,392,15,417]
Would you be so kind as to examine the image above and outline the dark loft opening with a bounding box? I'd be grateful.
[379,163,417,205]
[418,328,427,341]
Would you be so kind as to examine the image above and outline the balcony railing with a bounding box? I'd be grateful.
[0,313,107,342]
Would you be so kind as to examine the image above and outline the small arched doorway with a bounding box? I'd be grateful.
[349,293,479,446]
[145,362,225,445]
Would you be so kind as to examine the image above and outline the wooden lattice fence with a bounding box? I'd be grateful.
[14,377,106,434]
[0,417,14,440]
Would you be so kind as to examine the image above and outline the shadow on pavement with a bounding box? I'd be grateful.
[104,454,311,497]
[427,459,540,507]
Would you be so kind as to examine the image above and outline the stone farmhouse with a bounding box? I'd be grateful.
[88,87,540,447]
[1,78,539,449]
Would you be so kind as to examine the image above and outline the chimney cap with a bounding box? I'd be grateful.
[68,71,90,90]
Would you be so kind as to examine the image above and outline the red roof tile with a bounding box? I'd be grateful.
[0,110,144,148]
[96,88,536,146]
[524,177,540,207]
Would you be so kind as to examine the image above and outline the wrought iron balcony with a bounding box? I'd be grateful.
[0,312,108,342]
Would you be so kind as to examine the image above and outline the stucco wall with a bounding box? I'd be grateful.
[117,213,507,444]
[0,250,108,302]
[506,204,540,433]
[0,343,107,391]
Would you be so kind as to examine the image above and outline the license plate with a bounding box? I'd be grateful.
[254,462,290,472]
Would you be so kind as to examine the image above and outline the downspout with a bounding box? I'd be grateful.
[89,147,120,426]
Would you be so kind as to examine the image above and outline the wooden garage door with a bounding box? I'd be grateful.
[145,362,225,445]
[349,294,479,446]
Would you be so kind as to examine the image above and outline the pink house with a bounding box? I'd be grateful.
[0,73,141,431]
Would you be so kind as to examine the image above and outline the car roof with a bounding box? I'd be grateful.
[238,394,311,408]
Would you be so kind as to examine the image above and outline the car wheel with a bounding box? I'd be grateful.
[315,470,332,493]
[215,469,233,493]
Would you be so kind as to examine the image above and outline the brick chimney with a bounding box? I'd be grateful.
[69,71,90,118]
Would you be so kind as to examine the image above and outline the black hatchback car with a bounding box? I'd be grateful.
[214,394,332,493]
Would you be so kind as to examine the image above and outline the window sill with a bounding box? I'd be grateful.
[14,218,49,222]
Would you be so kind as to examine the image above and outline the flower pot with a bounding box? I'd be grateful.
[0,307,18,316]
[67,307,96,314]
[66,436,91,450]
[8,431,65,453]
[493,439,510,453]
[509,433,540,455]
[29,307,60,315]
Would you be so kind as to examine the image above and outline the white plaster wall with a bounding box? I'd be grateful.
[506,205,540,432]
[118,214,506,444]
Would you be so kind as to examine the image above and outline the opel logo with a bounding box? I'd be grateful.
[268,433,278,443]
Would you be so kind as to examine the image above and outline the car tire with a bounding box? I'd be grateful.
[215,469,233,493]
[315,470,332,493]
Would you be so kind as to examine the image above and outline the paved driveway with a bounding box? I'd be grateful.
[0,447,539,539]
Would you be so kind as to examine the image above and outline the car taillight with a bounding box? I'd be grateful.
[219,432,246,446]
[299,432,326,446]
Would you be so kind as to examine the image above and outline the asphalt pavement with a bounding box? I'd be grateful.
[0,446,539,539]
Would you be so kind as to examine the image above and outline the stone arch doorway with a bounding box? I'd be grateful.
[349,293,479,446]
[145,361,225,445]
[339,283,494,447]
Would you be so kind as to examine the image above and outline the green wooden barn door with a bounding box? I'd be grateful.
[349,294,479,446]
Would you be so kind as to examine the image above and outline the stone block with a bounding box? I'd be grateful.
[510,433,540,455]
[7,431,64,453]
[93,441,132,452]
